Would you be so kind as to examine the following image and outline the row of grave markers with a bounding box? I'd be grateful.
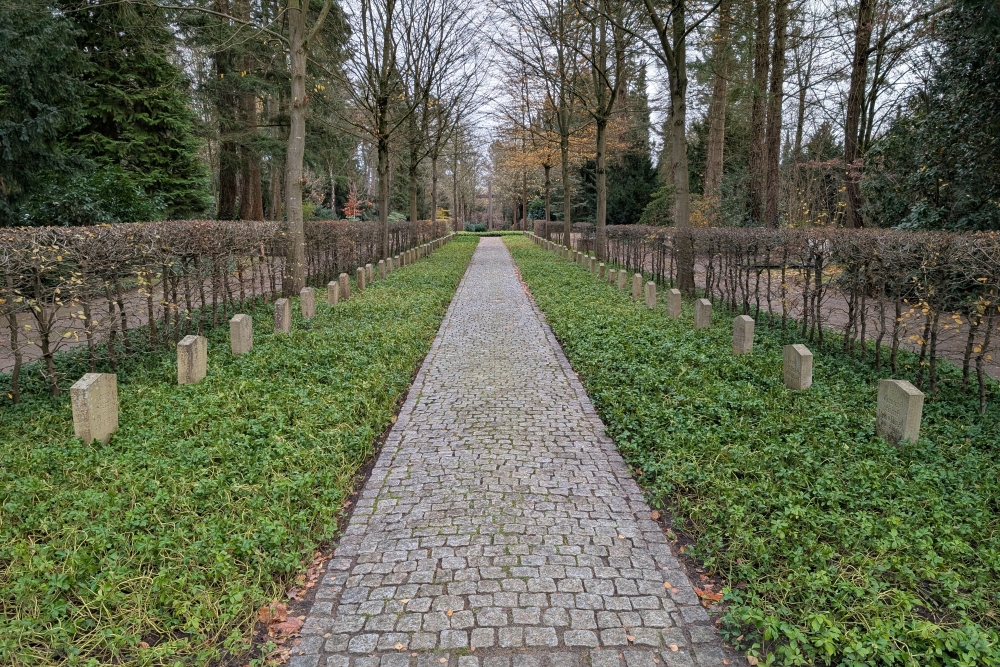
[69,235,455,445]
[526,232,924,446]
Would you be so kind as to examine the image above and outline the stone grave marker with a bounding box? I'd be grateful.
[783,344,813,390]
[274,298,291,333]
[667,289,682,318]
[694,298,712,329]
[645,281,656,309]
[70,373,118,444]
[733,315,754,354]
[338,272,351,300]
[177,334,207,384]
[300,287,316,319]
[230,314,252,355]
[876,379,924,444]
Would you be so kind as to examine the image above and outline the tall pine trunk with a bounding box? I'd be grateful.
[283,0,307,294]
[764,0,788,228]
[844,0,875,228]
[703,0,731,209]
[747,0,770,226]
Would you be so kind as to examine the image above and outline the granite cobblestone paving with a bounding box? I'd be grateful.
[295,238,737,667]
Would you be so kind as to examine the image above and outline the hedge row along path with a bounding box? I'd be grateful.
[295,238,738,667]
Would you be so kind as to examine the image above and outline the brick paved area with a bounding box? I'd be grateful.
[294,238,736,667]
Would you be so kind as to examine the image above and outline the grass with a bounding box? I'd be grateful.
[506,235,1000,667]
[0,236,478,667]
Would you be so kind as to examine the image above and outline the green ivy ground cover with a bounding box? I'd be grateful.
[0,237,478,666]
[505,236,1000,667]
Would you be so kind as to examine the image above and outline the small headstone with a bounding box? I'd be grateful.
[300,287,316,319]
[356,266,365,291]
[366,263,374,282]
[70,373,118,444]
[667,289,682,318]
[274,298,292,333]
[645,281,656,309]
[876,379,924,444]
[694,298,712,329]
[632,273,642,300]
[599,263,605,279]
[230,314,253,355]
[617,270,627,291]
[327,281,339,306]
[783,344,813,390]
[177,334,207,385]
[732,315,754,355]
[338,272,351,300]
[378,259,386,279]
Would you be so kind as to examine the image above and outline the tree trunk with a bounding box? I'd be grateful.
[764,0,788,228]
[378,137,390,254]
[670,2,694,292]
[595,118,608,259]
[747,0,770,226]
[544,164,551,223]
[283,0,307,295]
[703,0,731,207]
[522,171,528,230]
[561,127,572,246]
[844,0,875,229]
[239,91,264,221]
[431,153,439,222]
[267,95,283,221]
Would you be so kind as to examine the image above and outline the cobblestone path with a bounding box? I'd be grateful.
[295,238,735,667]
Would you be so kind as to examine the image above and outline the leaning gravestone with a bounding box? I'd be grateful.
[667,289,682,318]
[694,298,712,329]
[783,344,813,390]
[327,281,339,306]
[339,272,351,300]
[645,281,656,309]
[876,379,924,444]
[177,334,207,385]
[71,373,118,444]
[733,315,754,354]
[230,314,253,355]
[274,298,292,333]
[300,287,316,319]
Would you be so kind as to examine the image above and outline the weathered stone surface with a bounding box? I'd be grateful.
[328,281,340,306]
[599,263,605,279]
[339,273,351,300]
[876,379,923,444]
[617,270,627,291]
[693,299,712,329]
[275,298,292,333]
[632,273,642,300]
[645,282,656,309]
[379,260,386,279]
[732,315,754,355]
[230,314,253,355]
[357,267,366,292]
[299,239,734,667]
[783,344,813,390]
[177,335,207,384]
[70,373,118,444]
[301,288,316,319]
[667,289,682,318]
[366,263,374,283]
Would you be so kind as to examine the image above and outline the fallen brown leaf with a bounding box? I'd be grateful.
[650,511,660,520]
[668,644,679,652]
[258,601,288,625]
